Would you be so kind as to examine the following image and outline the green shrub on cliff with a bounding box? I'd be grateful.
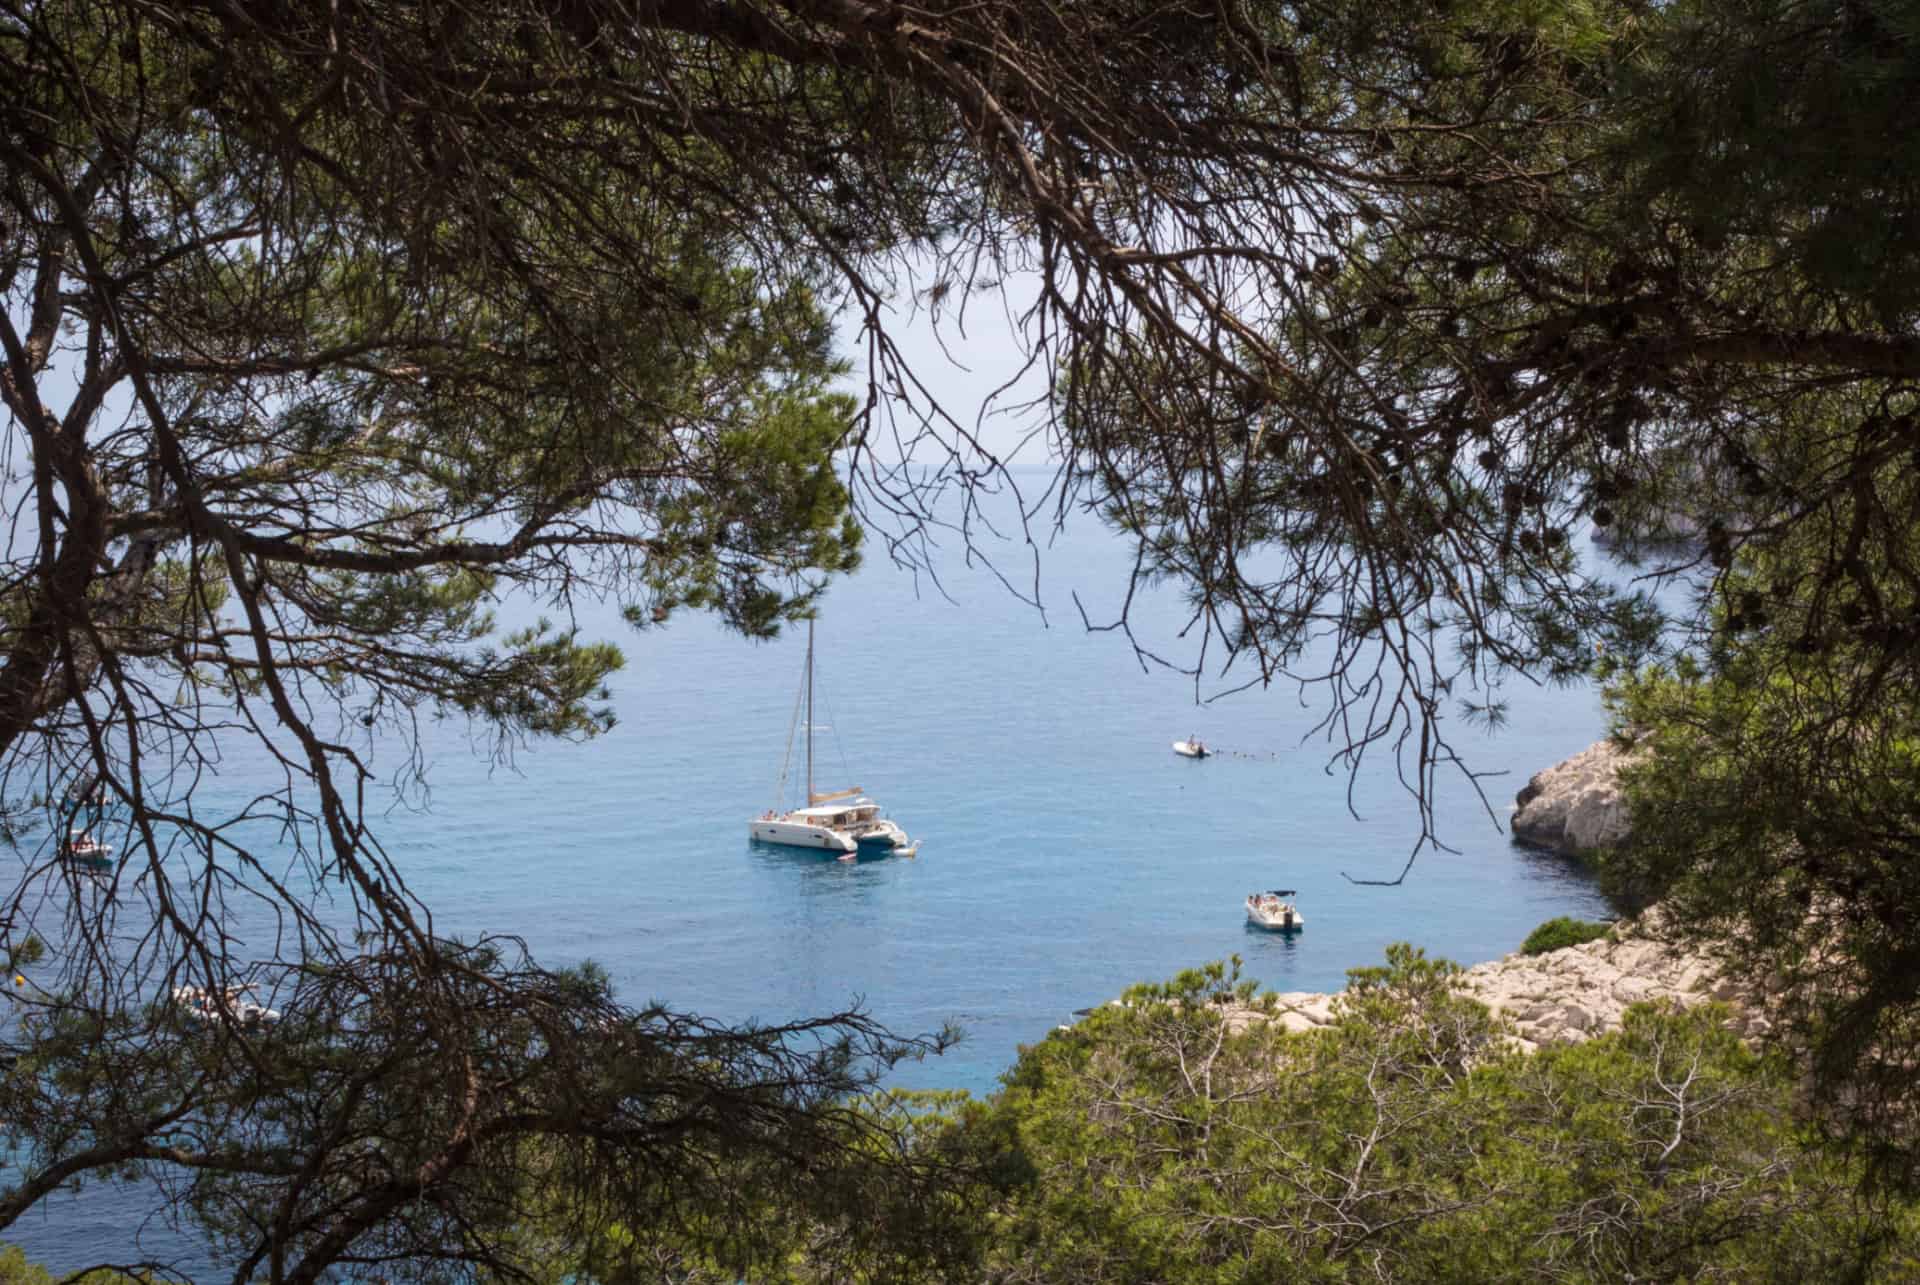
[1520,916,1613,955]
[0,1246,143,1284]
[921,949,1914,1283]
[1603,434,1920,1186]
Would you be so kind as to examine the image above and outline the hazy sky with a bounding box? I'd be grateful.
[839,258,1055,469]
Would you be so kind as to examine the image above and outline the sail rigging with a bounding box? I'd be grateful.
[749,619,911,856]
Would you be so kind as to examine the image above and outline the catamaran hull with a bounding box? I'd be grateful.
[748,821,858,853]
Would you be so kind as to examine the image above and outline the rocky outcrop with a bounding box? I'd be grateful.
[1260,912,1759,1055]
[1453,915,1761,1053]
[1511,739,1638,854]
[1112,740,1736,1052]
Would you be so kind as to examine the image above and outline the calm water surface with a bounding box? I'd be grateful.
[399,513,1613,1084]
[9,485,1618,1271]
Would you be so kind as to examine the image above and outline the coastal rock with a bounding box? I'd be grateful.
[1610,975,1657,1006]
[1268,991,1337,1034]
[1246,914,1754,1051]
[1451,914,1760,1049]
[1082,912,1763,1062]
[1512,739,1638,854]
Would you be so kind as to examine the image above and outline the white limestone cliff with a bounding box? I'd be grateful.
[1511,738,1638,854]
[1259,912,1756,1054]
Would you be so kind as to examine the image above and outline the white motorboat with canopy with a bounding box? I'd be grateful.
[748,620,913,856]
[1245,889,1304,932]
[173,984,280,1025]
[61,828,112,870]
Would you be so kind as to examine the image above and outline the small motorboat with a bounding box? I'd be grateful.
[61,830,113,870]
[1246,889,1304,932]
[173,984,280,1026]
[1173,739,1212,759]
[856,819,910,848]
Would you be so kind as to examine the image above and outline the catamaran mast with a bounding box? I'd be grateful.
[805,617,814,805]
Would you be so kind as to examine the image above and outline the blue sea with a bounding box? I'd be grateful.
[7,471,1619,1272]
[385,490,1615,1081]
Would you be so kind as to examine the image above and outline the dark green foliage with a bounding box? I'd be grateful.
[0,940,970,1284]
[929,952,1916,1283]
[1605,638,1920,1179]
[1041,0,1920,854]
[1588,387,1920,1184]
[1520,916,1612,955]
[4,0,1920,1272]
[1617,0,1920,328]
[0,1245,143,1284]
[2,7,895,1272]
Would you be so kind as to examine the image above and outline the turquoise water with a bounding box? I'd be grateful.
[382,508,1613,1087]
[7,482,1617,1269]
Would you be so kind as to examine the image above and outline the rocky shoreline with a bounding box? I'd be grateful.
[1242,740,1757,1053]
[1262,909,1757,1054]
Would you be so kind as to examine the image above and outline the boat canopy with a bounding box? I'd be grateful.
[792,801,876,822]
[1262,889,1297,897]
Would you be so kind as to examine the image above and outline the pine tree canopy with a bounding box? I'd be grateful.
[3,0,1919,1274]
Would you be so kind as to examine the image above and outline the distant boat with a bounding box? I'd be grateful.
[748,620,912,855]
[60,829,112,871]
[1246,889,1304,932]
[173,984,279,1026]
[64,769,104,808]
[1173,739,1212,759]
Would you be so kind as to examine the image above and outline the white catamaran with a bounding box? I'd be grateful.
[748,620,912,856]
